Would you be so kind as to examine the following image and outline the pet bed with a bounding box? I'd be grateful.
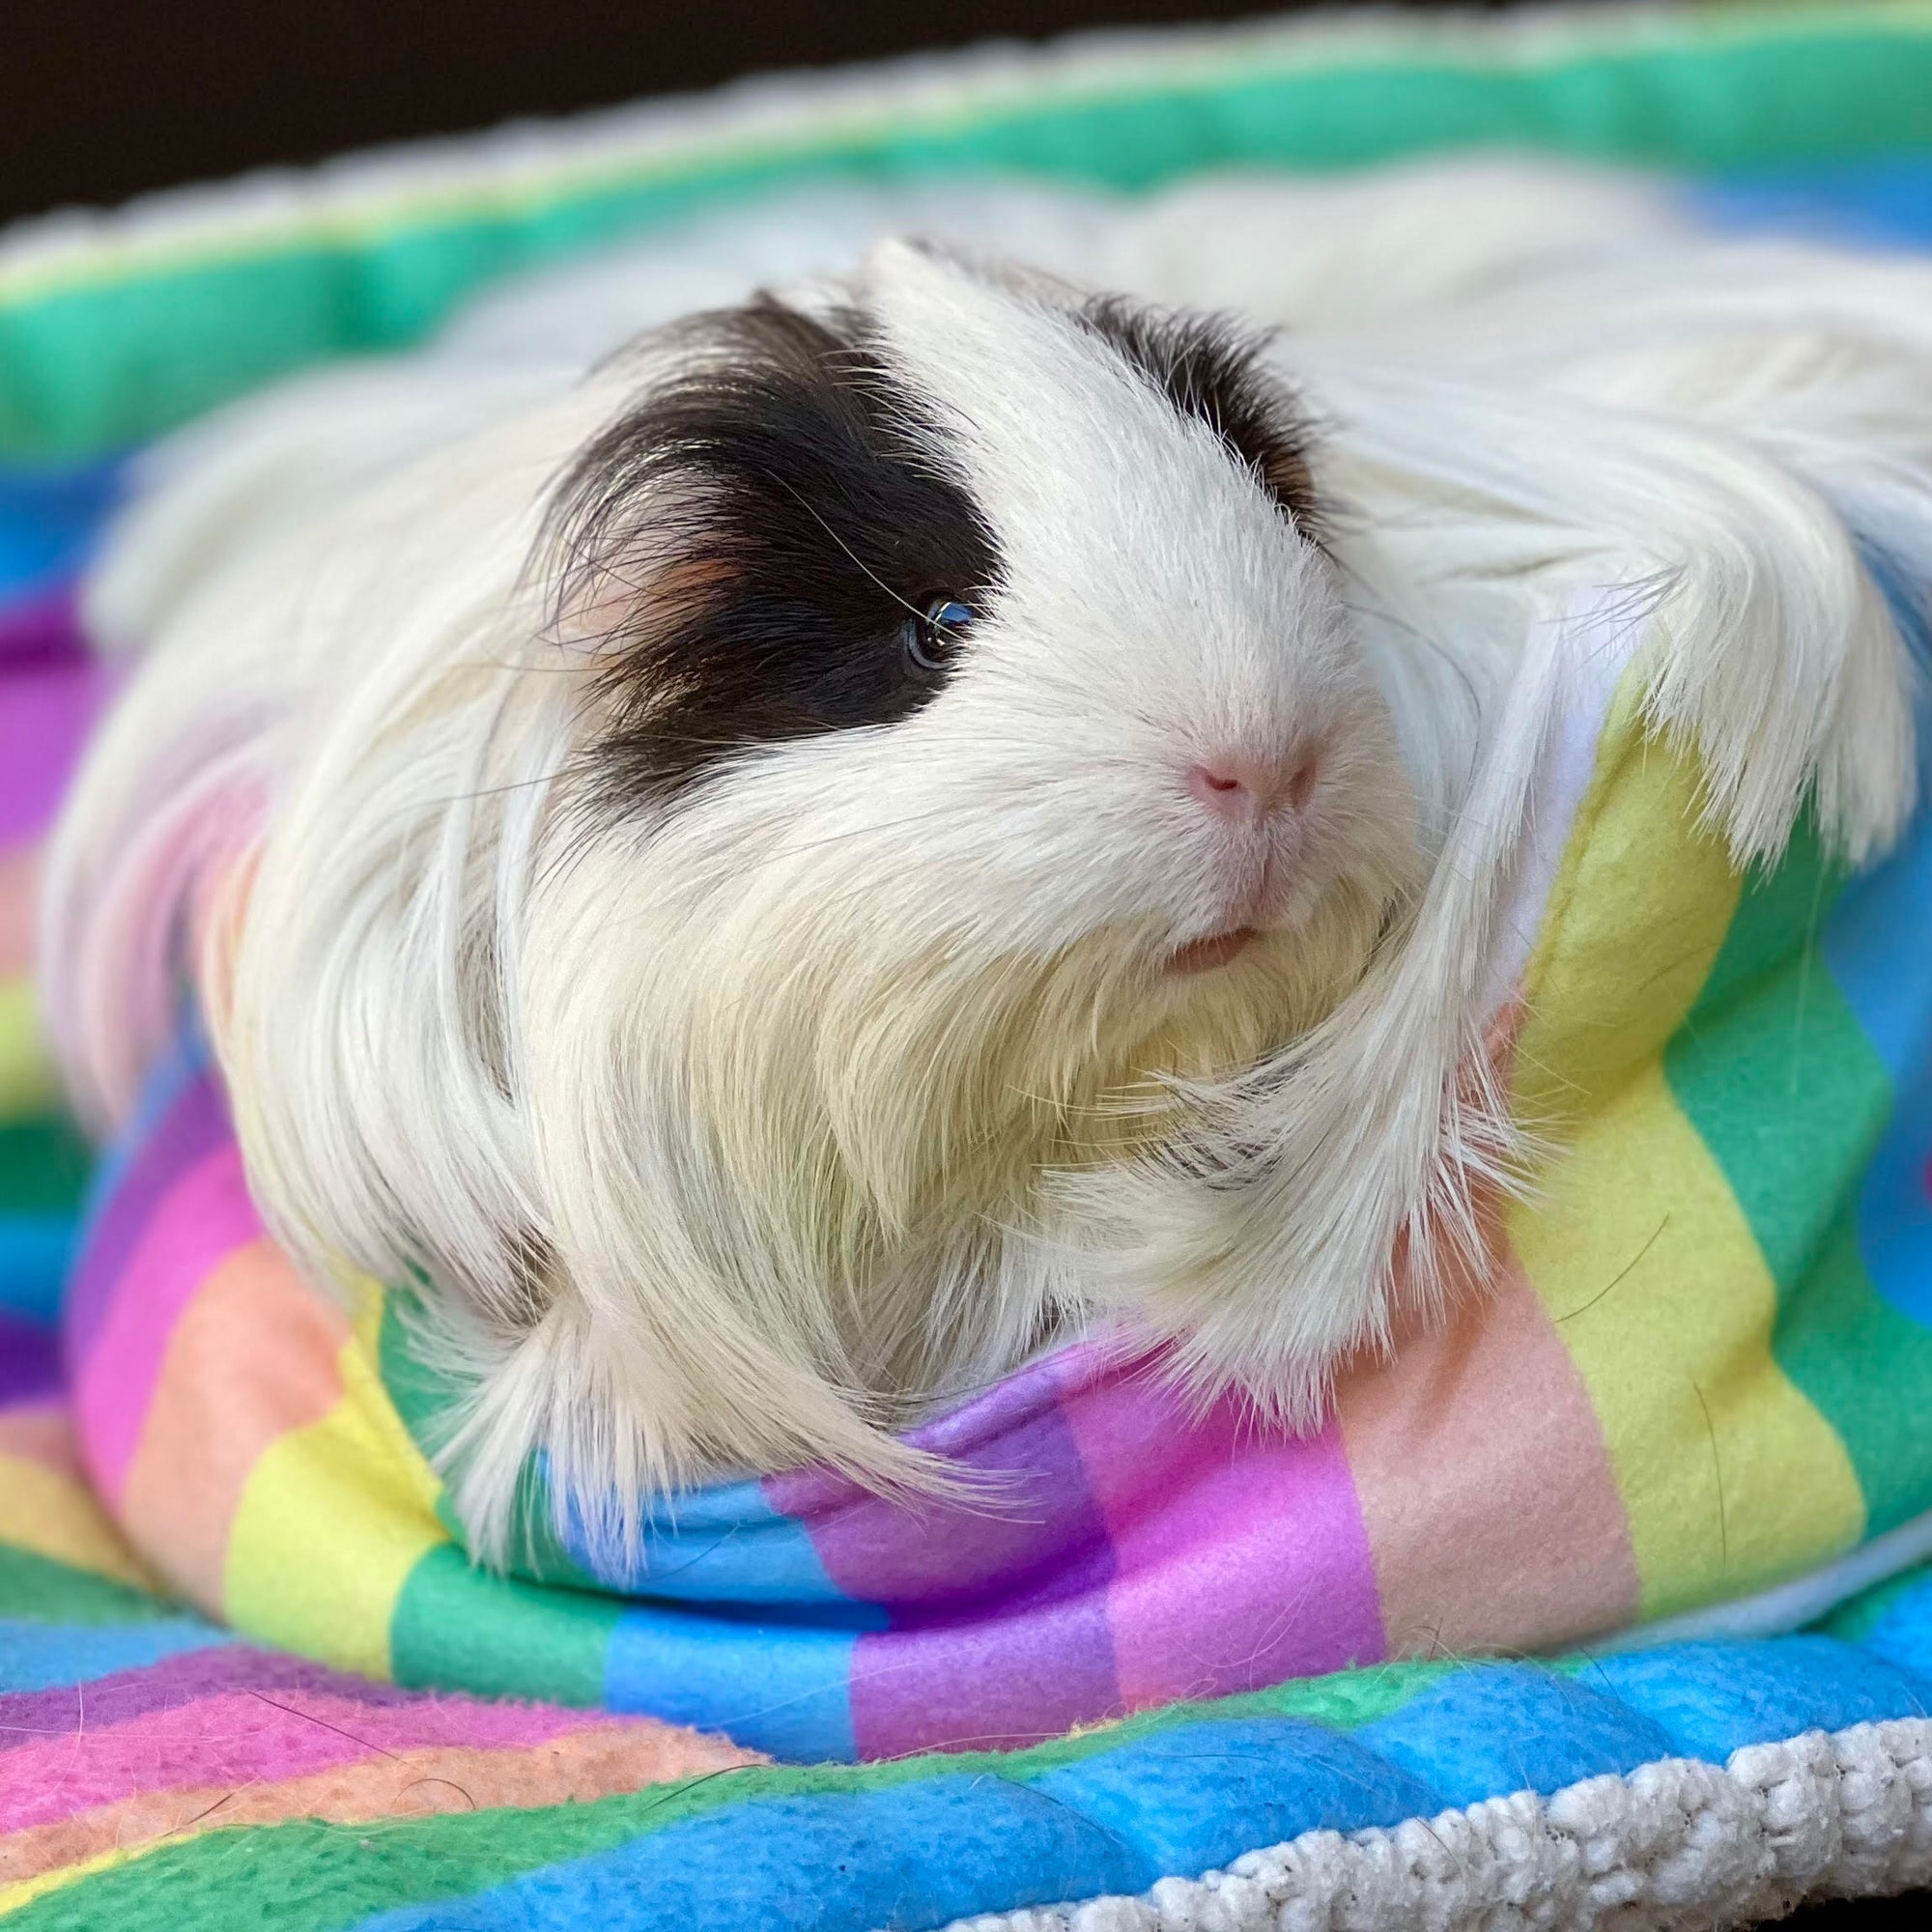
[10,5,1932,1927]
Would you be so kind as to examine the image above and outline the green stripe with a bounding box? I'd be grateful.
[0,1544,180,1626]
[1663,822,1876,1293]
[11,1657,1457,1931]
[0,1115,91,1219]
[1775,1213,1932,1534]
[377,1286,599,1586]
[6,12,1932,456]
[389,1543,619,1704]
[1663,820,1932,1532]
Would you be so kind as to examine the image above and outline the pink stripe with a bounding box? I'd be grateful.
[0,1686,627,1832]
[0,657,105,849]
[71,1142,264,1503]
[1058,1357,1385,1709]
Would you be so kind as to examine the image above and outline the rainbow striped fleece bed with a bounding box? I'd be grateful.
[14,6,1932,1928]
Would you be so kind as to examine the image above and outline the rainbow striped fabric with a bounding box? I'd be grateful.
[41,570,1932,1768]
[11,5,1932,1926]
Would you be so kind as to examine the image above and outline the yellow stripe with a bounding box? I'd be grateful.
[345,1277,447,1520]
[222,1289,450,1679]
[0,1452,156,1588]
[1509,685,1864,1619]
[0,1840,160,1918]
[0,978,58,1119]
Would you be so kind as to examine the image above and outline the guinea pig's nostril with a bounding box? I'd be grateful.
[1184,753,1317,823]
[1184,763,1258,820]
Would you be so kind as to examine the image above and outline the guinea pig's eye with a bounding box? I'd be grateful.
[901,596,975,675]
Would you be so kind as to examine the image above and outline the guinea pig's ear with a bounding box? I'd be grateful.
[1072,293,1323,537]
[860,236,1325,543]
[532,298,837,649]
[533,289,1004,810]
[858,232,1089,312]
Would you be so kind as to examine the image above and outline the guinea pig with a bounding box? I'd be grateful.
[43,162,1932,1569]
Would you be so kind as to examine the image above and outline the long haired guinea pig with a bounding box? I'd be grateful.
[42,162,1932,1564]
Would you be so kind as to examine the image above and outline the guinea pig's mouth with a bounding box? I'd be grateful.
[1164,926,1261,976]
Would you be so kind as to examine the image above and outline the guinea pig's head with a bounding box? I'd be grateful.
[346,239,1427,1558]
[482,239,1423,1523]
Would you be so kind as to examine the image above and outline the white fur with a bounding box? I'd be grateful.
[42,159,1929,1568]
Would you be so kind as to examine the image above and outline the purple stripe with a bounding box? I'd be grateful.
[847,1575,1120,1758]
[0,579,86,667]
[770,1356,1122,1756]
[0,1644,426,1746]
[1062,1351,1386,1709]
[63,1071,234,1364]
[0,656,106,849]
[0,1313,60,1408]
[769,1351,1118,1615]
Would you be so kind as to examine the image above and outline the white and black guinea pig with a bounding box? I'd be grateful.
[42,160,1932,1565]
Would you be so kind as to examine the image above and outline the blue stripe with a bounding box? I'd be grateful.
[359,1776,1151,1932]
[1819,578,1932,1328]
[603,1603,861,1762]
[1587,1637,1932,1762]
[0,1615,230,1690]
[1821,810,1932,1327]
[1351,1664,1674,1811]
[0,455,125,597]
[1820,813,1932,1088]
[560,1469,880,1611]
[0,1215,75,1322]
[1023,1717,1436,1879]
[1696,156,1932,252]
[360,1640,1932,1932]
[569,1463,880,1757]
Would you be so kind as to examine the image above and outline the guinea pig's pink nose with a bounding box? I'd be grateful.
[1183,752,1319,825]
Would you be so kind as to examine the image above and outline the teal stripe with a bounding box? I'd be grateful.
[6,14,1932,456]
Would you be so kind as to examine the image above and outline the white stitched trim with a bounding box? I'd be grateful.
[1600,1506,1932,1655]
[939,1717,1932,1931]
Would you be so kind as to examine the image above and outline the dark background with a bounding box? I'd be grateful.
[2,1,1923,1924]
[0,0,1523,228]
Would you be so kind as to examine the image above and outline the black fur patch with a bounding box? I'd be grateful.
[1078,295,1320,533]
[544,298,1003,804]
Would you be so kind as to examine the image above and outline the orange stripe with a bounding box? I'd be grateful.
[118,1239,349,1613]
[1334,997,1639,1657]
[0,1723,761,1885]
[0,1406,156,1587]
[0,844,35,979]
[1337,1257,1639,1658]
[0,1403,83,1479]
